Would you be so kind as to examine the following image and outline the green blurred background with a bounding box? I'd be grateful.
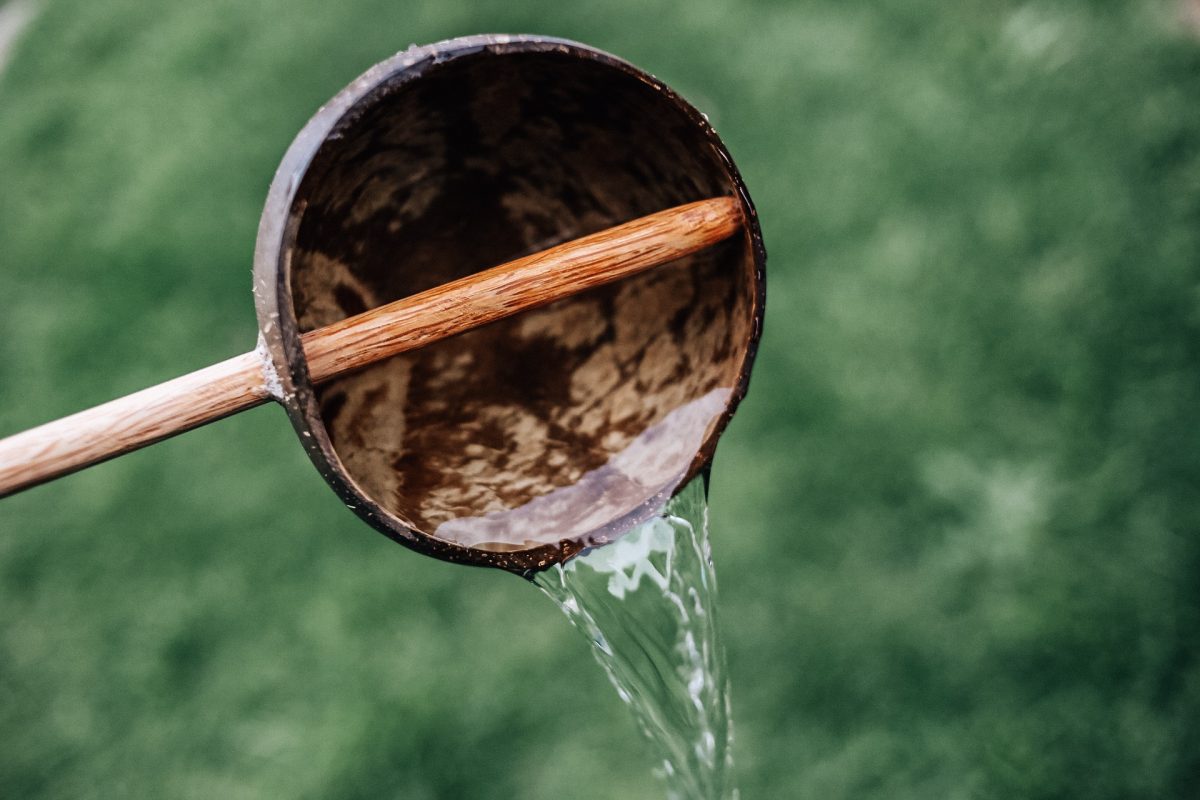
[2,0,1199,797]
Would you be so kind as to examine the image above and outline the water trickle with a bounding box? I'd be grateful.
[534,475,737,800]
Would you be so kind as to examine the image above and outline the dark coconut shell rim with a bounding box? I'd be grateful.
[251,34,766,576]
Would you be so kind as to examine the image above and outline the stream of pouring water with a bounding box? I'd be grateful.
[534,475,737,800]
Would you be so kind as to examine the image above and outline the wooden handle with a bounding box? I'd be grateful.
[0,197,742,497]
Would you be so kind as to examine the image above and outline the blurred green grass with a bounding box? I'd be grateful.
[2,0,1199,797]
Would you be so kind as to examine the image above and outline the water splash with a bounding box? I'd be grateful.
[534,475,737,800]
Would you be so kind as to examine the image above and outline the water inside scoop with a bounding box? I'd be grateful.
[435,388,730,552]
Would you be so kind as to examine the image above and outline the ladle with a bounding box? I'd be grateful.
[0,35,766,575]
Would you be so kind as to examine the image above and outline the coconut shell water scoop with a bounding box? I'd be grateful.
[0,36,765,574]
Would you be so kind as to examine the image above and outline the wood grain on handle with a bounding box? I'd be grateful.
[0,196,742,498]
[302,196,742,381]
